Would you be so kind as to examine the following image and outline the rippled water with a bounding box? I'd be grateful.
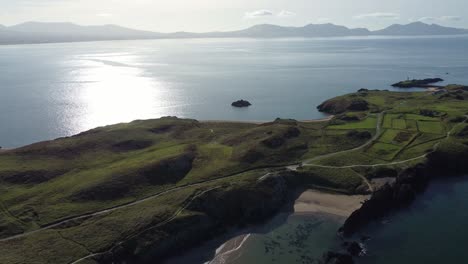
[358,176,468,264]
[1,36,468,147]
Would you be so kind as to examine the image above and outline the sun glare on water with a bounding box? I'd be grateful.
[68,53,174,132]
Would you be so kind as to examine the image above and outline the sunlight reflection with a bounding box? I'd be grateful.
[73,55,172,131]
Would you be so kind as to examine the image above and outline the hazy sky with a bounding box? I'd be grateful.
[0,0,466,32]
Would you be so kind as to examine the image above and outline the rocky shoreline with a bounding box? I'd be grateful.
[342,140,468,237]
[391,78,444,88]
[97,171,293,263]
[318,140,468,264]
[1,83,466,264]
[124,88,468,264]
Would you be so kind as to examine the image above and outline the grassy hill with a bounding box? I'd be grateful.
[0,85,467,263]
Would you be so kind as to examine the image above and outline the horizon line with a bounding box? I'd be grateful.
[2,20,467,34]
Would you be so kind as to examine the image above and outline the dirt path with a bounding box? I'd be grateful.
[0,111,413,244]
[69,186,225,264]
[303,112,384,165]
[0,169,272,243]
[355,171,374,192]
[1,114,466,264]
[304,115,467,170]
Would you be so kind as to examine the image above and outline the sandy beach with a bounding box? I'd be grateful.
[294,189,369,217]
[203,189,369,264]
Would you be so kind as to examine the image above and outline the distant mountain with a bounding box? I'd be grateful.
[8,22,160,38]
[0,22,160,44]
[374,22,468,36]
[227,23,370,38]
[164,23,371,38]
[1,21,467,45]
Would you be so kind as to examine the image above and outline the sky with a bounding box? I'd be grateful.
[0,0,466,32]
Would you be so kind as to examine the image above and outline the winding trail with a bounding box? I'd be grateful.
[0,168,274,243]
[304,115,467,169]
[356,172,374,192]
[69,185,225,264]
[303,112,385,165]
[0,113,384,244]
[1,114,466,264]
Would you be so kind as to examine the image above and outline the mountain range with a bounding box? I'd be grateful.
[0,21,467,45]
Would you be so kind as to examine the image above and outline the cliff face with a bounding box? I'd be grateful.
[100,173,289,263]
[341,142,468,236]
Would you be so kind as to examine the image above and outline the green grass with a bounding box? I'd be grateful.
[366,142,402,161]
[0,86,467,263]
[406,119,419,131]
[296,167,364,194]
[405,114,440,121]
[379,129,401,144]
[410,133,446,147]
[327,116,377,130]
[383,114,400,129]
[392,119,407,130]
[417,121,445,134]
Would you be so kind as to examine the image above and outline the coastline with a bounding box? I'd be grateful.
[0,115,335,151]
[1,82,467,264]
[201,115,335,125]
[195,190,368,264]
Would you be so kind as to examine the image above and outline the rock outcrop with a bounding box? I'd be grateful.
[392,78,444,88]
[100,172,290,263]
[317,98,369,114]
[343,241,364,257]
[341,140,468,236]
[231,100,252,108]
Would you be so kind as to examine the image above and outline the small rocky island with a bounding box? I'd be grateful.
[231,99,252,107]
[392,78,444,88]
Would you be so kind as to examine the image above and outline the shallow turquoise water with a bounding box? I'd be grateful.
[165,212,343,264]
[2,36,468,147]
[203,177,468,264]
[358,176,468,264]
[225,213,343,264]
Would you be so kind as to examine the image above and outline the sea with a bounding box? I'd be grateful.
[1,35,468,147]
[356,176,468,264]
[1,35,468,263]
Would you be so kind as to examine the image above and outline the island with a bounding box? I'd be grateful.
[0,83,467,264]
[231,99,252,107]
[391,78,444,88]
[231,99,252,108]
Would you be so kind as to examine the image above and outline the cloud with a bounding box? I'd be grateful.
[278,10,296,17]
[418,17,436,22]
[244,9,274,19]
[353,12,400,20]
[417,16,462,23]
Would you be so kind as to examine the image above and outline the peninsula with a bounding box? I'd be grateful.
[0,82,467,264]
[391,78,444,88]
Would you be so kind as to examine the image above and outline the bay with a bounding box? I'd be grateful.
[1,36,468,147]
